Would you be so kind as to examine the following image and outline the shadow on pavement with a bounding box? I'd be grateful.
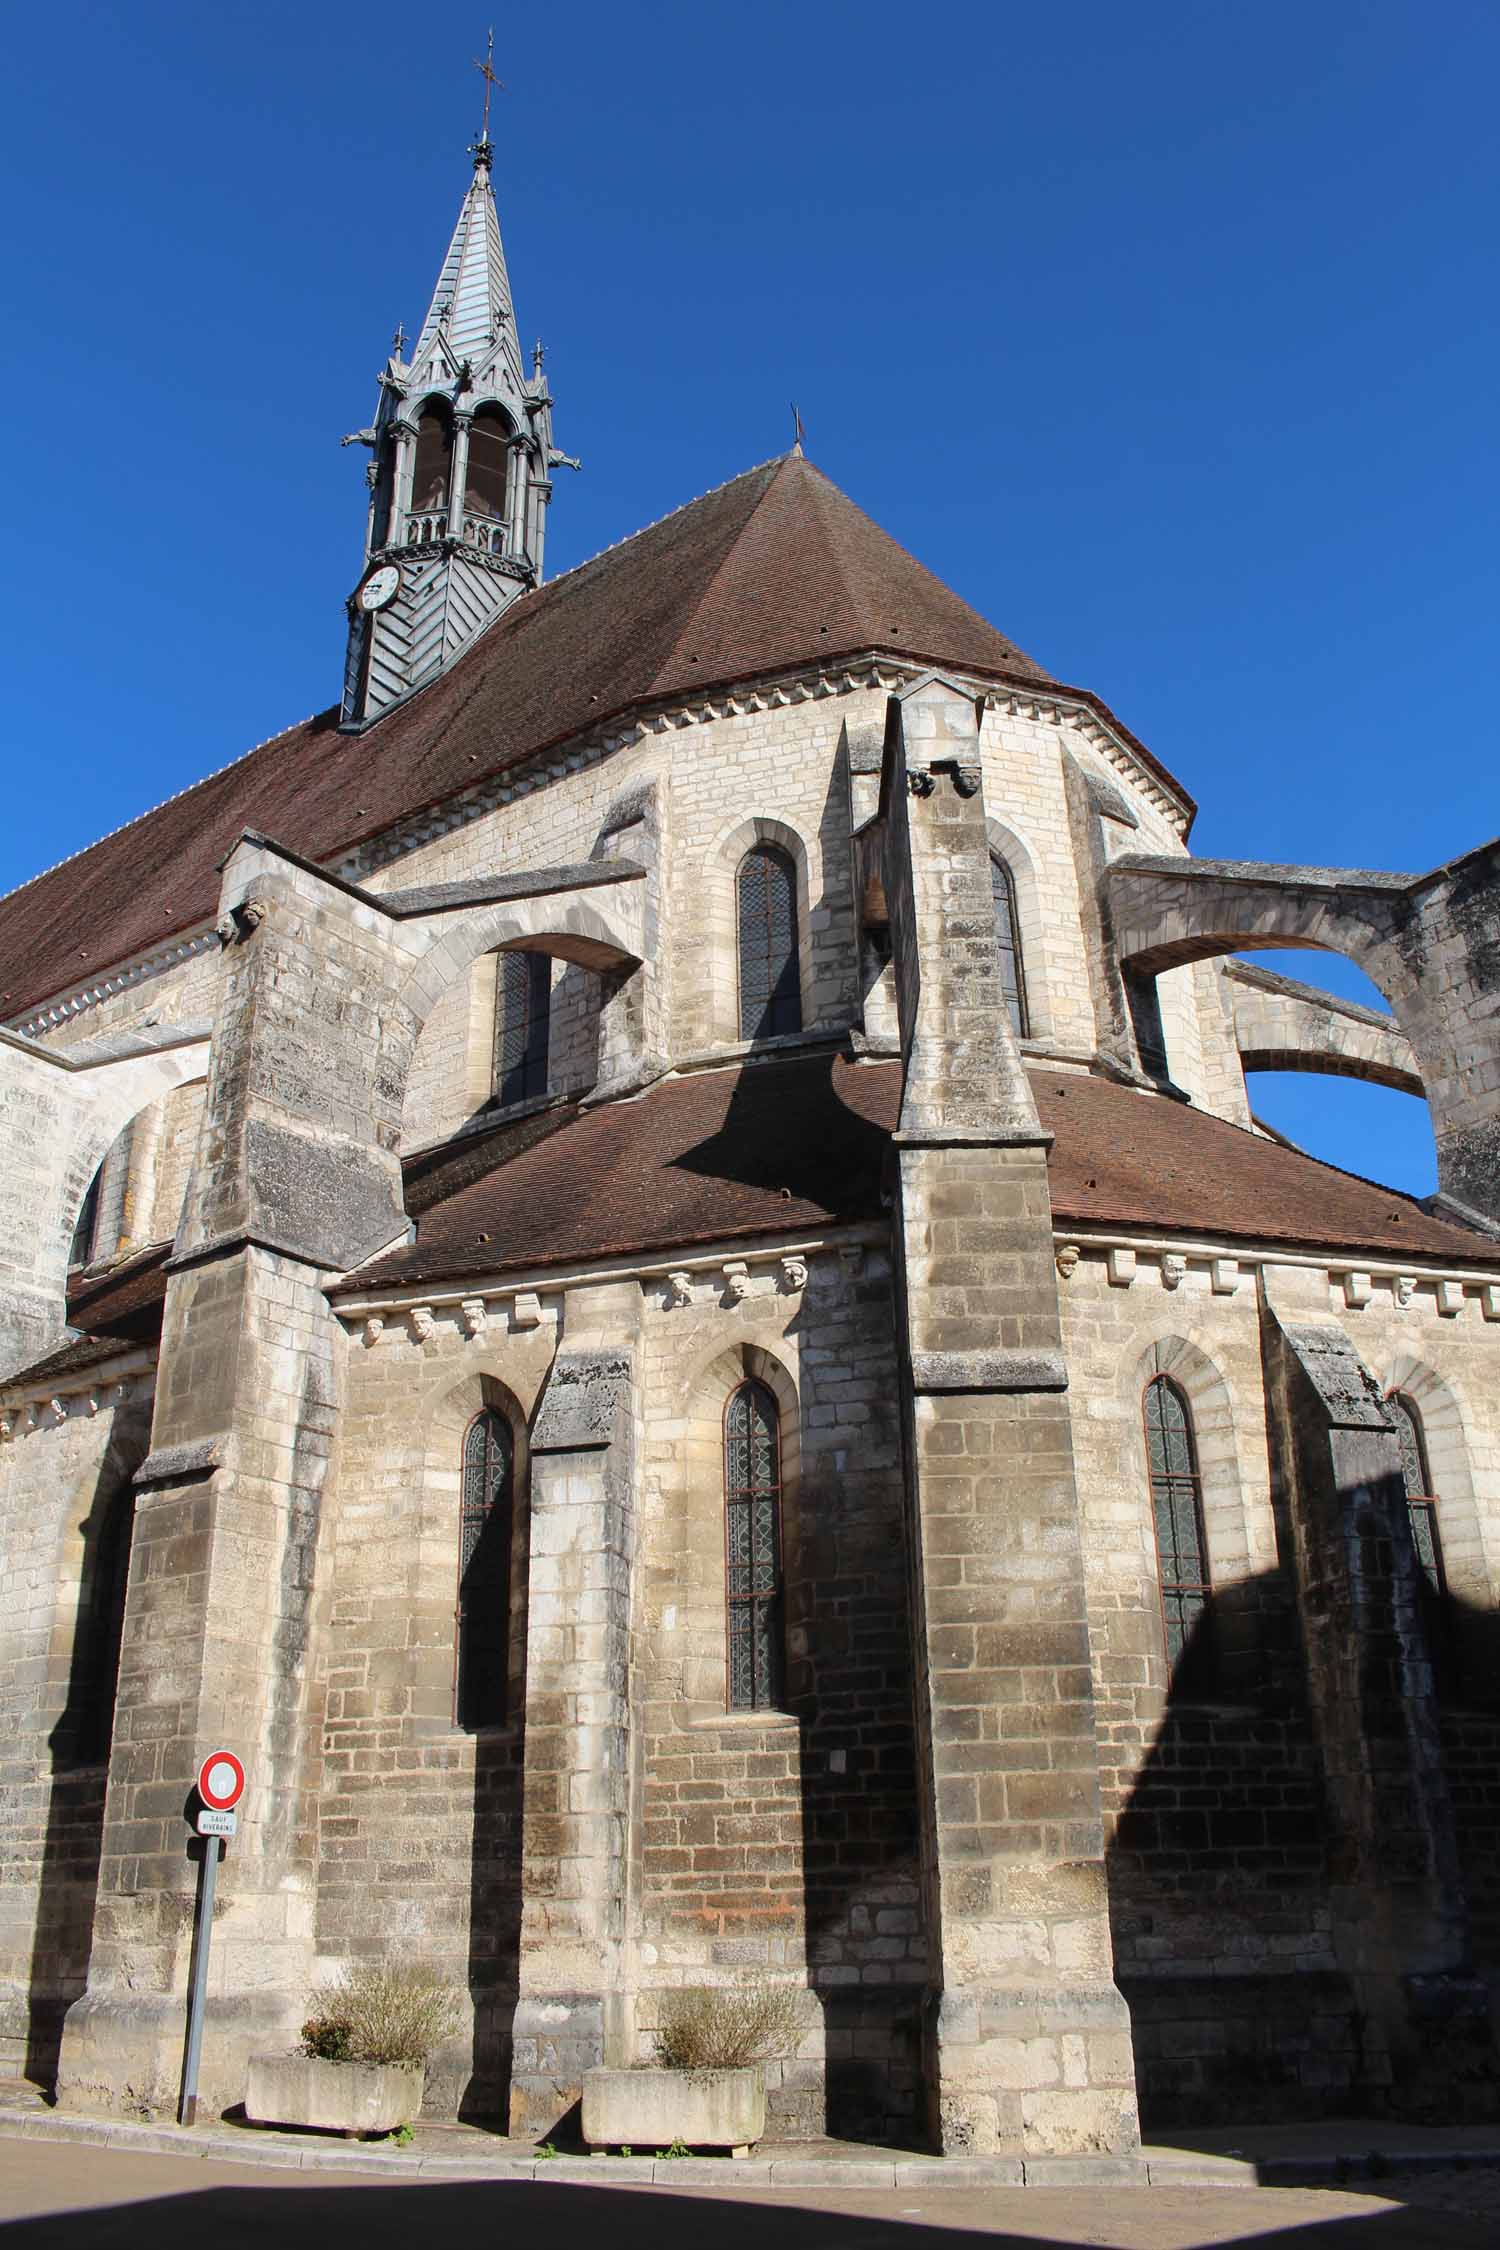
[0,2175,1492,2250]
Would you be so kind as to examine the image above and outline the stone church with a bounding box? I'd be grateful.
[1,124,1498,2158]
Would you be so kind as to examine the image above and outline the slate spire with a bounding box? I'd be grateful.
[339,117,574,729]
[408,138,524,392]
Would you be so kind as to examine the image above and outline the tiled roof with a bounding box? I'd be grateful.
[1,1244,174,1395]
[0,453,1085,1021]
[13,1060,1489,1393]
[333,1055,1498,1298]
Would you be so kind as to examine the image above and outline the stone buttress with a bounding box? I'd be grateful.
[880,675,1140,2156]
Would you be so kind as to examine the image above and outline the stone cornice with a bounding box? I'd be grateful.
[326,1220,886,1323]
[1051,1225,1500,1305]
[12,931,220,1040]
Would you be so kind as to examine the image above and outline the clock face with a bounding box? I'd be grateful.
[359,564,401,613]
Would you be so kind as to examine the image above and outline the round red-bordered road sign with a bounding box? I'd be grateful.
[197,1750,245,1812]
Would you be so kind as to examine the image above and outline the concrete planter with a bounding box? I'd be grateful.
[582,2064,765,2154]
[245,2052,423,2137]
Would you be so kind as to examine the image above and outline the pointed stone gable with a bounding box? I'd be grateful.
[0,454,1094,1020]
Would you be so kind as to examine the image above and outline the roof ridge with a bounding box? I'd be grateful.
[532,452,792,607]
[0,458,792,920]
[648,456,795,688]
[0,710,326,918]
[795,457,867,629]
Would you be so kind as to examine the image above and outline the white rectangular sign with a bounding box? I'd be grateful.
[196,1808,238,1838]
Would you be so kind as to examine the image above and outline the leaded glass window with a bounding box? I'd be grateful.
[737,846,802,1040]
[494,950,550,1107]
[724,1380,784,1710]
[990,856,1029,1039]
[1143,1375,1210,1668]
[1388,1392,1446,1598]
[457,1410,513,1730]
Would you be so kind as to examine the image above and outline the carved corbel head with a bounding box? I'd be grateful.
[780,1256,808,1293]
[363,1314,385,1347]
[409,1305,436,1344]
[460,1298,488,1340]
[665,1271,693,1309]
[1393,1275,1416,1310]
[722,1262,752,1302]
[1160,1254,1187,1291]
[1055,1244,1081,1280]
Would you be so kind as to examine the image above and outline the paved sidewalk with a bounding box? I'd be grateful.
[2,2134,1499,2250]
[2,2080,1499,2193]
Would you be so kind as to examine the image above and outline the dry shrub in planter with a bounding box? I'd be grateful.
[300,1961,460,2068]
[653,1985,802,2071]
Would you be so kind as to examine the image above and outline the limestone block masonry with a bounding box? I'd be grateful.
[4,406,1500,2159]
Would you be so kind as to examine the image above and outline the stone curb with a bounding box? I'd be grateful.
[1,2108,1497,2190]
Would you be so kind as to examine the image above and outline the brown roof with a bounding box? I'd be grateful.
[334,1056,1498,1298]
[3,1244,173,1394]
[0,453,1103,1021]
[9,1059,1486,1389]
[1036,1071,1492,1263]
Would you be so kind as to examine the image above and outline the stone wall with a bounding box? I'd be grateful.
[1060,1241,1500,2120]
[0,1383,153,2084]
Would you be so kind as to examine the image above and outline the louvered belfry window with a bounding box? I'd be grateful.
[724,1380,784,1711]
[411,399,454,512]
[1143,1375,1211,1667]
[737,846,802,1040]
[1388,1392,1446,1598]
[457,1410,513,1730]
[494,950,550,1107]
[990,856,1029,1039]
[464,405,510,523]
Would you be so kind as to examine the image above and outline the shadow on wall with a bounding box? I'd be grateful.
[24,1411,149,2091]
[461,1724,526,2121]
[1106,1563,1500,2131]
[787,1266,929,2149]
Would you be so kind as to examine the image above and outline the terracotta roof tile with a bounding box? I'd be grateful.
[335,1056,1497,1298]
[0,455,1076,1020]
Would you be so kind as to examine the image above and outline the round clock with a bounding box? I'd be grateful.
[358,564,401,613]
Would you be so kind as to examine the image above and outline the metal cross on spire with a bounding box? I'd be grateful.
[472,27,504,152]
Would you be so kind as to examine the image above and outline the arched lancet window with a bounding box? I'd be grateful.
[724,1380,784,1711]
[990,855,1029,1039]
[1143,1374,1210,1668]
[411,400,454,515]
[457,1410,513,1730]
[494,950,550,1107]
[464,405,511,524]
[1388,1392,1447,1599]
[69,1165,103,1269]
[737,845,801,1041]
[70,1482,134,1766]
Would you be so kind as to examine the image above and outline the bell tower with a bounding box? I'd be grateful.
[340,73,576,728]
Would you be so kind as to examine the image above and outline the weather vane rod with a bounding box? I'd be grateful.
[473,28,504,146]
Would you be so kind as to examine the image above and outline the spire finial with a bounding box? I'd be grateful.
[790,402,806,456]
[470,28,504,168]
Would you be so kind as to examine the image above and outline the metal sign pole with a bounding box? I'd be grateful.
[178,1834,221,2127]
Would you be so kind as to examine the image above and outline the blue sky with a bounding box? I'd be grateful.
[3,2,1495,1196]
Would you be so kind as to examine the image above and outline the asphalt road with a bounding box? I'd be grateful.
[0,2139,1495,2250]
